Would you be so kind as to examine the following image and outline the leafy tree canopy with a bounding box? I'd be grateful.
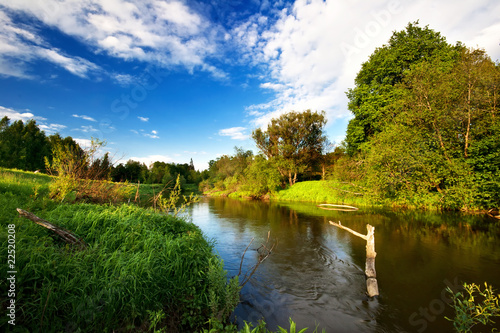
[252,110,327,186]
[345,21,461,155]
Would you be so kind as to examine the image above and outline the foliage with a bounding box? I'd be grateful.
[207,259,241,322]
[45,138,133,203]
[344,21,457,155]
[252,110,327,186]
[445,282,500,332]
[241,154,282,198]
[0,117,53,171]
[338,21,500,210]
[153,174,200,216]
[201,318,325,333]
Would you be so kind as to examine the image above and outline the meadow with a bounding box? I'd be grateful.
[0,168,238,332]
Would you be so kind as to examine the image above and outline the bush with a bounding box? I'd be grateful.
[446,282,500,332]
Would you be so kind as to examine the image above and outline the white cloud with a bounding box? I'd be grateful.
[74,138,93,149]
[0,105,46,122]
[183,150,207,155]
[238,0,500,132]
[218,127,249,140]
[38,123,67,134]
[260,82,285,91]
[0,9,102,79]
[138,116,149,122]
[0,0,225,80]
[135,129,159,139]
[112,73,136,85]
[72,125,99,133]
[72,114,97,122]
[0,105,68,134]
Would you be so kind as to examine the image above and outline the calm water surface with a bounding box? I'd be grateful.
[187,197,500,332]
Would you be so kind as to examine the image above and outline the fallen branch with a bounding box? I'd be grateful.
[329,221,378,297]
[238,231,277,287]
[17,208,86,249]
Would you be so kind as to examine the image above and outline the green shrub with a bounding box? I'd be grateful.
[446,282,500,332]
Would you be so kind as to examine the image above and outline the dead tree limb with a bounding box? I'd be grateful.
[329,221,378,297]
[238,231,277,287]
[17,208,87,249]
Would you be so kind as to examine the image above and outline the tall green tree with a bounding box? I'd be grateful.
[252,110,327,186]
[344,21,459,155]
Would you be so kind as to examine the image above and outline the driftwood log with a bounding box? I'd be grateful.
[17,208,86,249]
[329,221,379,297]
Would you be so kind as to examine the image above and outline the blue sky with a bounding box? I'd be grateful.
[0,0,499,170]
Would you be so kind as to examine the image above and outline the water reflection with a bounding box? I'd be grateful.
[188,198,500,332]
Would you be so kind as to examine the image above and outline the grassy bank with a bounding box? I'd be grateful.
[204,179,487,211]
[0,168,238,332]
[271,180,370,206]
[204,180,372,207]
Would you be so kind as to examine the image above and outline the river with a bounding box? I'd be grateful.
[187,197,500,332]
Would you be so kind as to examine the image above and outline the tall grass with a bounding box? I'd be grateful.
[0,169,239,332]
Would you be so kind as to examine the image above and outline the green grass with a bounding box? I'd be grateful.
[0,168,238,332]
[271,180,371,206]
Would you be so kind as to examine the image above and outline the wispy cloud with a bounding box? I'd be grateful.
[72,114,97,122]
[38,123,67,134]
[218,127,249,140]
[0,9,102,79]
[138,116,149,122]
[236,0,500,130]
[72,125,99,133]
[0,0,226,80]
[131,128,159,139]
[144,130,159,139]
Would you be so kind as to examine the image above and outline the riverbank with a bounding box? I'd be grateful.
[204,180,375,207]
[0,168,238,332]
[204,179,499,213]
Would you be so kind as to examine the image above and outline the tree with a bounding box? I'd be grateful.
[344,21,459,155]
[252,110,327,186]
[0,117,51,171]
[242,154,281,197]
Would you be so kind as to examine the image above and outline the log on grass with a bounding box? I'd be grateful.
[16,208,86,249]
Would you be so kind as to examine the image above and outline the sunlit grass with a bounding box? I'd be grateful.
[272,180,370,206]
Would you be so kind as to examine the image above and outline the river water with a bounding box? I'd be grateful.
[187,197,500,332]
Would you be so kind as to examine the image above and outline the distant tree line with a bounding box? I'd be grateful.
[0,116,205,187]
